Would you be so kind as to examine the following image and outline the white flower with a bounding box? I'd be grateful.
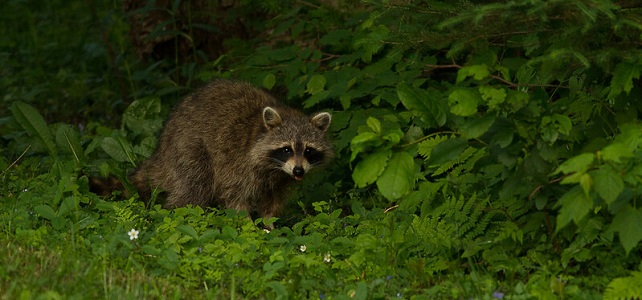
[300,245,307,252]
[323,252,331,263]
[128,228,139,240]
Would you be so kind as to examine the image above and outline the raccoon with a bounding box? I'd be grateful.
[129,79,333,224]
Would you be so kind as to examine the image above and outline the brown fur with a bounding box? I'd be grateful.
[129,79,332,222]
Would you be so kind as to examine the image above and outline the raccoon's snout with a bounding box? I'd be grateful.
[293,166,305,180]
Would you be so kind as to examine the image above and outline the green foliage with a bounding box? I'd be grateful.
[2,0,642,298]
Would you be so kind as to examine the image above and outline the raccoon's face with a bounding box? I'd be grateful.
[269,142,327,180]
[260,107,332,180]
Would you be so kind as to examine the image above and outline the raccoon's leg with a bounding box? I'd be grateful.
[164,140,214,208]
[258,195,286,230]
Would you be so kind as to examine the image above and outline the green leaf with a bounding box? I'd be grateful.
[592,169,624,205]
[306,74,326,95]
[428,137,467,167]
[457,65,491,82]
[11,101,57,156]
[366,117,382,134]
[122,97,163,137]
[396,83,447,127]
[479,86,507,110]
[610,206,642,254]
[376,151,415,200]
[460,114,495,139]
[55,124,86,163]
[350,132,382,161]
[555,153,595,175]
[448,89,480,116]
[556,187,593,230]
[101,136,136,165]
[608,62,642,100]
[34,205,57,220]
[352,149,391,188]
[262,73,276,89]
[177,225,199,239]
[601,143,634,163]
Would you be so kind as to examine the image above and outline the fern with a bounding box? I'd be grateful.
[603,271,642,300]
[412,194,499,256]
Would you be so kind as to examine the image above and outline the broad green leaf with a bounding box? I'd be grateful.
[101,136,136,165]
[555,153,595,175]
[376,151,414,200]
[306,74,326,95]
[457,65,491,82]
[609,206,642,254]
[601,143,634,163]
[460,114,495,139]
[122,97,163,136]
[11,101,57,156]
[396,83,447,127]
[448,89,480,116]
[352,149,391,188]
[556,187,593,230]
[592,169,624,205]
[177,225,199,239]
[350,132,381,161]
[262,73,276,89]
[55,124,86,163]
[608,62,642,100]
[428,137,467,167]
[34,204,57,220]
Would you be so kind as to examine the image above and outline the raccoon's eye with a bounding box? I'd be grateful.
[304,148,315,156]
[282,147,293,155]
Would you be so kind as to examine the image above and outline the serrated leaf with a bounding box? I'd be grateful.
[601,143,634,163]
[448,89,480,116]
[556,187,592,230]
[457,65,491,82]
[376,151,414,200]
[479,86,507,110]
[555,153,595,175]
[352,149,391,188]
[592,169,624,205]
[610,206,642,254]
[11,101,57,156]
[396,83,447,127]
[306,75,326,95]
[55,124,86,163]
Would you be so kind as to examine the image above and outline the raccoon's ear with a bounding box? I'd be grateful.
[263,107,283,130]
[310,112,331,132]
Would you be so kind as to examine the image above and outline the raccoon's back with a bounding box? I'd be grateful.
[166,80,277,150]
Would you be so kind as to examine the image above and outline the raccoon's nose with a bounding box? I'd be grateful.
[293,166,305,179]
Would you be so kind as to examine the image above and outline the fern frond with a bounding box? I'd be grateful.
[603,271,642,300]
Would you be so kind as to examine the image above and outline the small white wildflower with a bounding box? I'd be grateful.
[323,252,331,263]
[263,228,271,233]
[22,188,28,192]
[300,245,307,252]
[128,228,139,240]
